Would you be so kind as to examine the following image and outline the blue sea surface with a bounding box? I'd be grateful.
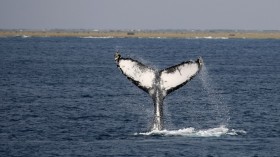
[0,37,279,156]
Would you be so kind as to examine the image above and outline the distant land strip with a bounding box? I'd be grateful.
[1,30,280,39]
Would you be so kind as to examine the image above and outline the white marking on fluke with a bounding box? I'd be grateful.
[115,52,203,131]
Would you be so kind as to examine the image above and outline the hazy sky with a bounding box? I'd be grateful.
[0,0,280,30]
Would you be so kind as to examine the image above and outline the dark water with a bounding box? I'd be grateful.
[0,37,279,156]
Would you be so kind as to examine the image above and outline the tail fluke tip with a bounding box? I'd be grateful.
[115,51,121,62]
[197,57,203,67]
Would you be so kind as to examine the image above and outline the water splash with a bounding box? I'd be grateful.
[198,65,230,126]
[135,125,246,137]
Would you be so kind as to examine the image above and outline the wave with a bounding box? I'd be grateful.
[148,37,167,39]
[135,125,246,137]
[195,36,229,39]
[80,36,114,39]
[21,35,30,38]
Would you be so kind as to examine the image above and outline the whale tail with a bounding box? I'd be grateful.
[115,52,203,96]
[115,52,203,130]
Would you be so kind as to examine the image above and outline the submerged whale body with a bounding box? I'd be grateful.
[115,52,203,131]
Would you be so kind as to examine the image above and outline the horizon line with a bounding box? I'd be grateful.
[1,28,280,32]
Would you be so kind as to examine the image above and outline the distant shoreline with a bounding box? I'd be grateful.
[1,30,280,39]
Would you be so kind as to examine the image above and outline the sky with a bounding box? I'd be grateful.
[0,0,280,30]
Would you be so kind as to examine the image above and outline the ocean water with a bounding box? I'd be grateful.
[0,37,279,157]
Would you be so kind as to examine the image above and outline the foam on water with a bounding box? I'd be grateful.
[135,125,246,137]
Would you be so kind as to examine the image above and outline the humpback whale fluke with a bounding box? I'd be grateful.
[115,52,203,131]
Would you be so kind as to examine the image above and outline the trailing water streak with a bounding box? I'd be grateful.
[199,66,230,126]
